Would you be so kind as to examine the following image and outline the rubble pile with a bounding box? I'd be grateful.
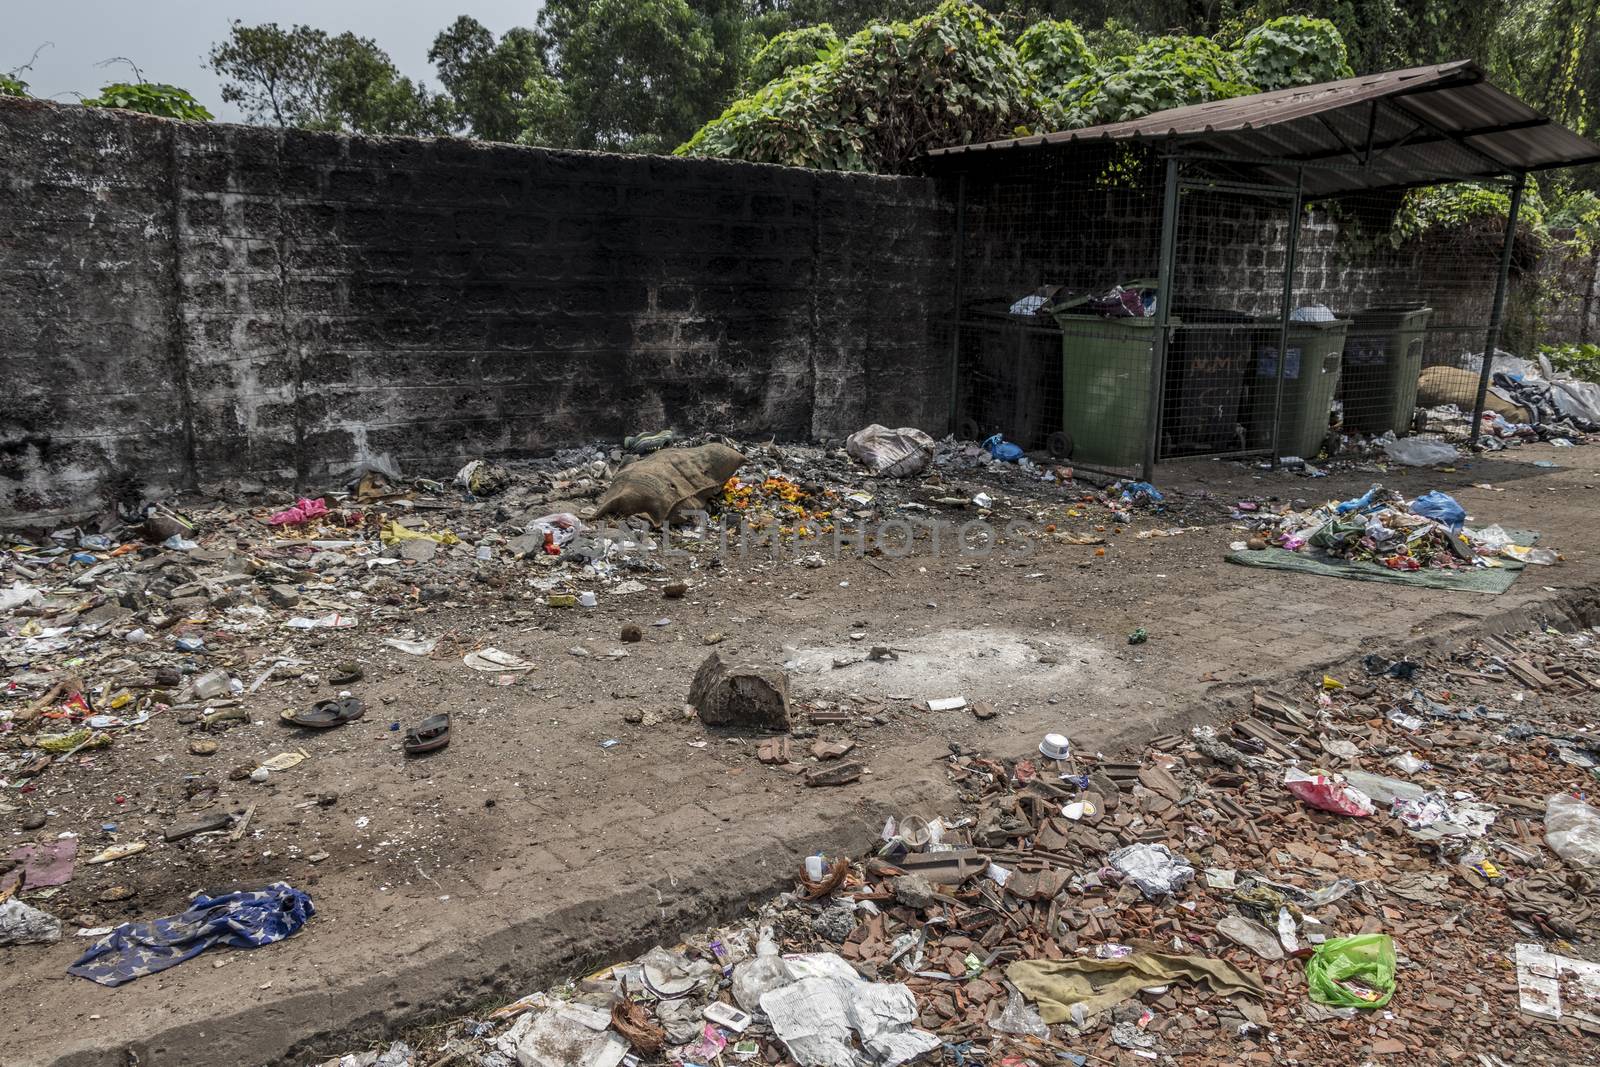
[319,624,1600,1066]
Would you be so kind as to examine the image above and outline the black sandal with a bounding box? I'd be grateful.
[404,713,451,754]
[283,696,365,729]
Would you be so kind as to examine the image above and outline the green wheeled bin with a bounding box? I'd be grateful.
[1339,305,1434,435]
[1051,308,1176,469]
[1249,319,1351,460]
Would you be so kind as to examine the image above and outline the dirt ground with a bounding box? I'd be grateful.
[3,436,1598,1066]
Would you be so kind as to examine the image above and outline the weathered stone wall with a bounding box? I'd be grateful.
[0,98,952,524]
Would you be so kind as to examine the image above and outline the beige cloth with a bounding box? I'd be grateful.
[1416,366,1532,422]
[1006,952,1265,1022]
[591,443,744,526]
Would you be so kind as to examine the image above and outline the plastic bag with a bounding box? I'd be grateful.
[988,988,1050,1038]
[1305,935,1395,1008]
[1382,436,1458,466]
[1284,768,1375,816]
[982,434,1024,463]
[1107,843,1194,898]
[1409,490,1466,533]
[847,425,935,477]
[1545,794,1600,869]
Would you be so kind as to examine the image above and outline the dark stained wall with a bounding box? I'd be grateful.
[0,98,953,524]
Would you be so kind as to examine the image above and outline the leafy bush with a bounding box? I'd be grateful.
[1234,16,1353,91]
[0,73,27,97]
[745,25,841,91]
[1540,342,1600,384]
[1057,36,1254,128]
[83,82,214,121]
[1391,182,1547,247]
[1014,20,1094,98]
[679,0,1037,172]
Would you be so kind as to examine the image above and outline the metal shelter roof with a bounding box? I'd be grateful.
[926,61,1600,195]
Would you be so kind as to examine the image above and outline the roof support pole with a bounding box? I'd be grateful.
[1144,156,1182,480]
[1268,168,1306,466]
[1470,172,1525,449]
[945,172,967,436]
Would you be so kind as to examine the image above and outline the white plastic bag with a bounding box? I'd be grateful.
[1546,794,1600,868]
[1382,436,1459,466]
[845,425,935,478]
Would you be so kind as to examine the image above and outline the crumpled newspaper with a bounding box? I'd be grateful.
[760,953,940,1067]
[1108,843,1195,899]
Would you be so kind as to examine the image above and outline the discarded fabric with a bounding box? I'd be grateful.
[1005,953,1263,1023]
[67,881,313,986]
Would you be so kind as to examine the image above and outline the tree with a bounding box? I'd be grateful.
[538,0,721,152]
[1056,35,1256,127]
[208,21,446,135]
[429,17,550,142]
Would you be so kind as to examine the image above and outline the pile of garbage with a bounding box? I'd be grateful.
[1231,484,1558,571]
[318,622,1600,1066]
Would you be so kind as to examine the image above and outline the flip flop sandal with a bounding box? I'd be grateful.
[283,697,366,729]
[404,713,451,755]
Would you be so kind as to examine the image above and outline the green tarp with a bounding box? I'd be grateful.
[1226,529,1541,594]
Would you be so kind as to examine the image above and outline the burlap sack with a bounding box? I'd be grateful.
[591,443,744,526]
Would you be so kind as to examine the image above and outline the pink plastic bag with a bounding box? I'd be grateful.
[268,498,329,526]
[1284,768,1375,816]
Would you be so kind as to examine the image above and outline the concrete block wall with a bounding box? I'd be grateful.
[0,98,953,524]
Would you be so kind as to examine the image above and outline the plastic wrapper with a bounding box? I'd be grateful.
[1283,768,1375,816]
[845,425,935,478]
[1305,935,1396,1008]
[987,988,1050,1038]
[1107,843,1194,899]
[1545,793,1600,869]
[1382,436,1458,466]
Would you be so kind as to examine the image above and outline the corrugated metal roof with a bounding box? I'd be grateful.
[927,61,1600,195]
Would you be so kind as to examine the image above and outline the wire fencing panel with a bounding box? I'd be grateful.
[946,140,1522,471]
[949,145,1165,477]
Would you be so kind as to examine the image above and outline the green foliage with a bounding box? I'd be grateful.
[1079,18,1141,64]
[430,18,550,142]
[1057,36,1255,128]
[1014,19,1095,98]
[679,0,1038,172]
[745,25,842,90]
[1539,342,1600,383]
[208,21,446,135]
[0,73,27,97]
[1391,182,1548,247]
[1234,17,1353,90]
[538,0,721,152]
[83,82,213,120]
[514,73,581,148]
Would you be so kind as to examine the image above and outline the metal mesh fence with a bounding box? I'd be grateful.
[944,140,1524,477]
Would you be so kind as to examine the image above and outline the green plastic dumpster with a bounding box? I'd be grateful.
[1248,319,1351,460]
[1050,308,1175,469]
[1339,305,1434,435]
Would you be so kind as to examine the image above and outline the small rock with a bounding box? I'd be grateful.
[688,652,792,730]
[399,538,438,563]
[892,874,937,909]
[21,812,46,831]
[805,760,864,787]
[307,851,330,864]
[624,709,645,724]
[972,700,997,721]
[621,624,642,643]
[189,739,218,756]
[811,904,856,943]
[663,581,688,599]
[267,584,301,608]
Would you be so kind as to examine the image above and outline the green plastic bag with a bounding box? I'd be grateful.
[1305,934,1396,1008]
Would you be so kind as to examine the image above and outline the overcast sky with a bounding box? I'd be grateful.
[5,1,539,121]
